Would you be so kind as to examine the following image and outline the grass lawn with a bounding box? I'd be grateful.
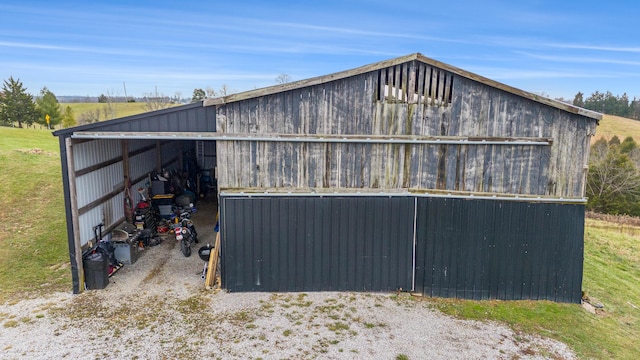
[593,114,640,144]
[62,102,154,121]
[0,127,70,300]
[1,118,640,358]
[61,102,182,125]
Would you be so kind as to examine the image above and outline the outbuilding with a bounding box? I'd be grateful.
[54,53,600,303]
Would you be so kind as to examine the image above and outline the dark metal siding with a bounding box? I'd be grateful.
[52,102,215,135]
[220,196,415,292]
[414,197,584,303]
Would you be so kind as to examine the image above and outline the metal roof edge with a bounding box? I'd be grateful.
[52,101,205,137]
[203,53,420,107]
[203,52,601,121]
[414,54,602,121]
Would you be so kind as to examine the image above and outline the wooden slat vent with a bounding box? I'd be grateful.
[377,63,453,106]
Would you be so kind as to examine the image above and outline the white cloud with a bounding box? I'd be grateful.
[515,51,640,67]
[544,43,640,53]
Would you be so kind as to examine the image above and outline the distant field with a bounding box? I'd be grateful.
[593,114,640,144]
[62,102,153,120]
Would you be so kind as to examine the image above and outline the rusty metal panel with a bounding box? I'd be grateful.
[414,197,584,303]
[220,195,415,292]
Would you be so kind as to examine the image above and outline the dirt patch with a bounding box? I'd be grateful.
[15,148,57,156]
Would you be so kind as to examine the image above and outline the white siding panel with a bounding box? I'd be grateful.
[73,139,121,171]
[130,150,156,181]
[77,191,123,246]
[76,162,123,208]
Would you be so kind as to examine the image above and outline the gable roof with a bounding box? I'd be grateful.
[204,52,601,121]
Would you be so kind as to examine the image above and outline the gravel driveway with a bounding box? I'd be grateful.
[0,203,576,359]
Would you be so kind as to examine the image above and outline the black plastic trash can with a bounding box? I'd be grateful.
[83,252,109,290]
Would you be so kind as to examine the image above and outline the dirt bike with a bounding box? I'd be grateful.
[172,210,198,257]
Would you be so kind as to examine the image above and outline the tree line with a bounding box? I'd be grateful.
[1,73,293,128]
[0,77,75,128]
[573,91,640,119]
[586,135,640,215]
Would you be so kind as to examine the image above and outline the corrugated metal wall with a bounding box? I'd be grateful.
[220,194,583,303]
[71,138,187,246]
[414,197,584,303]
[73,102,216,133]
[74,140,124,245]
[220,196,415,292]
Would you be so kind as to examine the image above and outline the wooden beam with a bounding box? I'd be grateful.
[218,187,586,203]
[213,133,554,145]
[68,131,553,145]
[66,137,84,293]
[205,232,221,289]
[122,140,133,223]
[78,185,125,216]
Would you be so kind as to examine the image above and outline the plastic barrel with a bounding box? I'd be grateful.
[83,252,109,290]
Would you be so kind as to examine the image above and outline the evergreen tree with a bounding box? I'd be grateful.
[61,105,76,128]
[631,97,640,120]
[191,88,206,103]
[609,135,621,147]
[581,90,633,117]
[620,136,637,154]
[0,77,39,128]
[584,91,605,112]
[573,92,584,107]
[35,87,62,128]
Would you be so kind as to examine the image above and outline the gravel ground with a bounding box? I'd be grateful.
[0,201,577,359]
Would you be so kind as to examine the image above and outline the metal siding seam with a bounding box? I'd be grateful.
[411,197,418,292]
[347,198,357,290]
[431,198,443,297]
[336,198,350,291]
[219,197,227,289]
[294,198,302,290]
[413,198,425,295]
[365,198,374,289]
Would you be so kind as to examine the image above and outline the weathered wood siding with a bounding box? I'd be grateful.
[216,60,597,198]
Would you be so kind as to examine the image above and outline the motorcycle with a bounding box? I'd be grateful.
[172,210,198,257]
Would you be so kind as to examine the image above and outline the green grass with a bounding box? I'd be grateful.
[593,114,640,144]
[61,102,181,125]
[1,124,640,358]
[63,102,154,120]
[0,127,70,302]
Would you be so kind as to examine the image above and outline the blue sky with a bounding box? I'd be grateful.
[1,0,638,101]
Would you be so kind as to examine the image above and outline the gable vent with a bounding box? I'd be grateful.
[377,64,453,106]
